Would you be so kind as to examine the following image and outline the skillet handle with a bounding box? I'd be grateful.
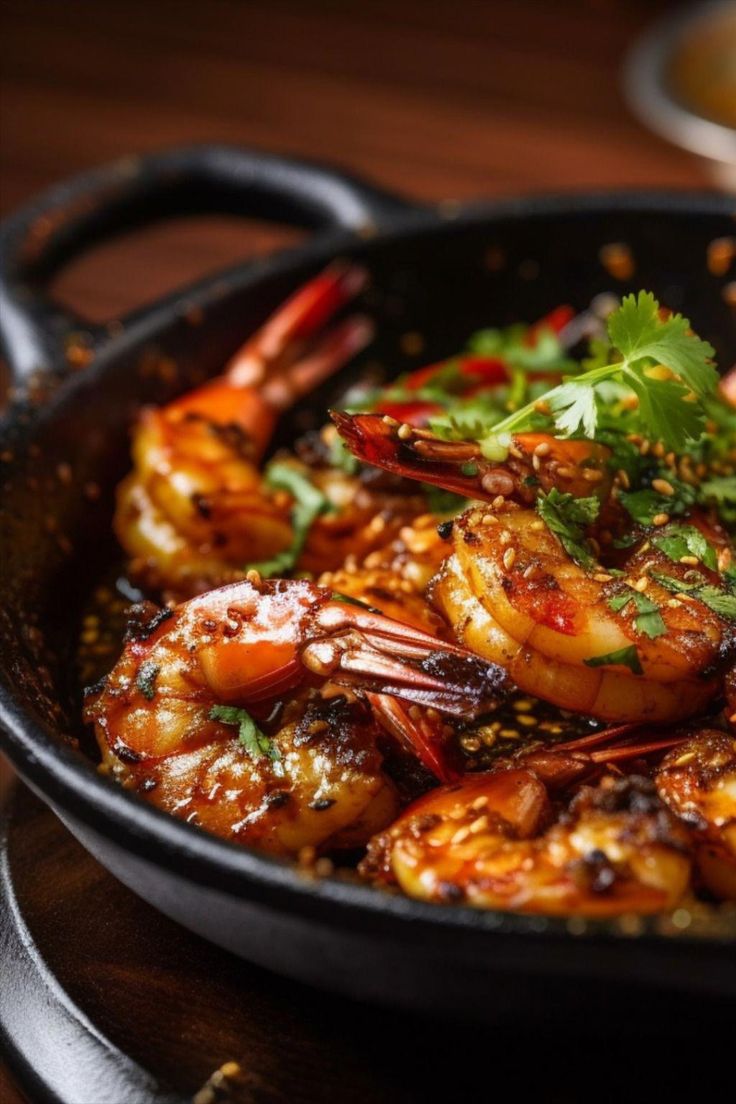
[0,144,419,382]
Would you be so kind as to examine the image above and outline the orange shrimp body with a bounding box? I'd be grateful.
[84,577,509,852]
[116,390,293,596]
[656,729,736,900]
[362,770,692,916]
[115,265,373,598]
[95,689,401,857]
[432,507,731,723]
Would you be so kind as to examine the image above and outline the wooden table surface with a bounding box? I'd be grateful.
[0,0,711,325]
[0,2,720,1101]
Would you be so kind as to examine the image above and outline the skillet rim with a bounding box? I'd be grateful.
[2,187,736,948]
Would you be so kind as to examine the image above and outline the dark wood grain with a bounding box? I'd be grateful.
[0,0,708,326]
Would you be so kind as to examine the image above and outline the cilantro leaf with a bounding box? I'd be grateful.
[630,592,666,639]
[547,380,598,439]
[245,463,330,578]
[608,593,633,613]
[584,645,644,675]
[209,704,281,764]
[608,589,666,637]
[650,571,736,621]
[607,589,666,639]
[653,524,718,570]
[484,290,718,454]
[620,479,696,526]
[536,488,600,569]
[699,475,736,529]
[624,373,705,452]
[608,291,718,395]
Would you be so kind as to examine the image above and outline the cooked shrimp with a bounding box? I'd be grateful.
[333,412,735,724]
[362,769,692,916]
[432,507,733,723]
[84,576,508,854]
[115,265,374,598]
[317,513,450,637]
[656,729,736,900]
[96,688,403,857]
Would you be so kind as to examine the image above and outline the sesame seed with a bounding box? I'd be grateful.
[471,794,489,810]
[492,495,506,510]
[633,576,649,591]
[534,399,551,415]
[513,698,533,712]
[530,519,545,531]
[499,530,512,546]
[532,454,541,472]
[382,414,399,426]
[397,423,413,440]
[594,572,612,582]
[652,512,669,526]
[451,826,471,845]
[509,445,523,460]
[481,471,515,497]
[679,555,699,566]
[583,468,603,483]
[639,440,651,456]
[534,441,551,457]
[503,547,516,570]
[617,469,631,489]
[469,815,490,835]
[666,598,682,608]
[245,569,262,585]
[652,478,674,496]
[556,466,574,480]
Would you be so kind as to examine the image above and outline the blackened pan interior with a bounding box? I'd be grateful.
[1,195,735,950]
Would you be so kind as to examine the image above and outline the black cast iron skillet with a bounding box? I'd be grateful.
[1,146,735,1017]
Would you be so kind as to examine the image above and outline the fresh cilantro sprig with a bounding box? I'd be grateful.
[536,489,601,569]
[479,292,717,456]
[245,463,330,578]
[209,704,281,765]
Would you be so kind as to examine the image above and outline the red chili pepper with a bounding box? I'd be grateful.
[374,399,443,426]
[402,362,447,391]
[525,304,575,345]
[457,356,508,384]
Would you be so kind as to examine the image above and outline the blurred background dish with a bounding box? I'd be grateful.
[624,0,736,190]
